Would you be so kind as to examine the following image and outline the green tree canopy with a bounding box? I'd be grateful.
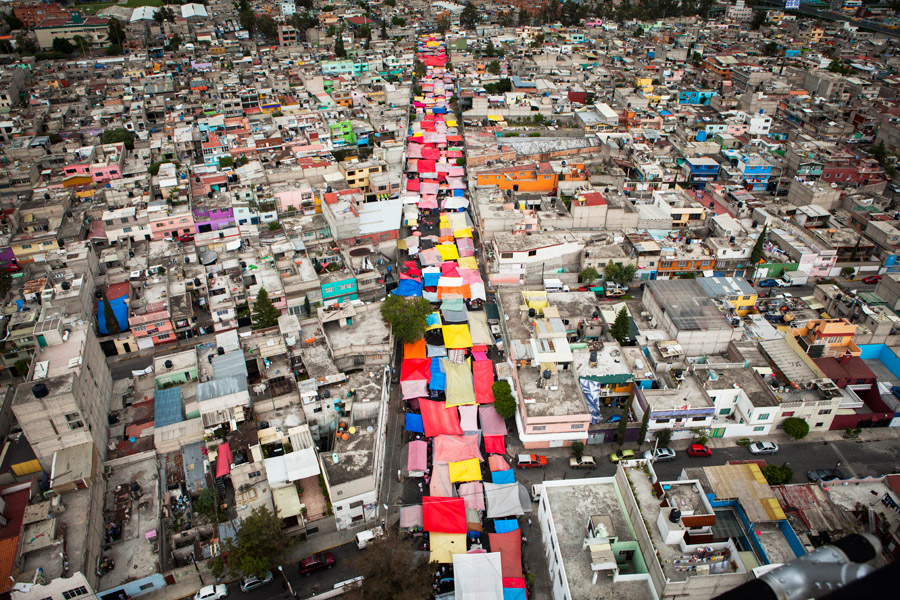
[486,60,501,75]
[604,261,637,287]
[214,506,297,579]
[251,288,282,329]
[492,380,516,419]
[239,9,256,35]
[334,34,346,58]
[783,417,810,440]
[637,407,651,446]
[579,266,599,284]
[460,1,478,30]
[379,295,432,344]
[617,396,632,446]
[107,17,127,47]
[101,128,135,150]
[571,441,585,459]
[52,37,75,55]
[750,224,767,271]
[655,428,673,447]
[761,463,794,486]
[610,307,630,344]
[4,11,23,31]
[256,14,278,42]
[345,532,432,600]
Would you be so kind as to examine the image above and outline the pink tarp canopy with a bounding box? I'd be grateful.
[489,531,523,578]
[417,159,436,173]
[484,435,505,455]
[421,182,440,195]
[434,434,483,464]
[216,442,233,478]
[418,196,439,209]
[407,145,423,159]
[479,405,508,435]
[408,440,428,472]
[473,360,495,404]
[423,497,467,533]
[419,399,464,437]
[458,404,479,431]
[401,358,431,382]
[401,379,429,400]
[406,178,421,191]
[400,504,423,529]
[421,147,441,160]
[441,262,460,276]
[459,481,485,511]
[489,455,511,472]
[430,462,454,497]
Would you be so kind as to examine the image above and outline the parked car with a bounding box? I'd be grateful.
[515,454,548,469]
[606,414,622,424]
[300,552,335,576]
[758,279,781,288]
[195,585,228,600]
[686,444,712,457]
[240,572,273,592]
[355,526,384,549]
[569,456,597,470]
[530,484,543,503]
[748,442,779,455]
[610,449,636,463]
[178,235,195,243]
[643,448,676,462]
[862,275,882,284]
[807,468,847,482]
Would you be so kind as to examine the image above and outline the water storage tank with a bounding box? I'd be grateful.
[669,508,682,523]
[164,360,174,369]
[543,369,552,380]
[32,383,49,398]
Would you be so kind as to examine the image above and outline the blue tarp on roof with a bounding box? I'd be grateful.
[502,589,526,600]
[494,518,519,534]
[97,295,129,335]
[492,469,516,485]
[429,357,446,391]
[154,387,184,428]
[424,272,441,288]
[453,189,466,196]
[405,413,424,433]
[394,279,423,297]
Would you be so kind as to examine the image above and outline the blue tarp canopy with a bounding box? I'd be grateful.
[494,519,519,534]
[491,469,516,485]
[453,189,466,196]
[503,589,526,600]
[429,357,446,391]
[394,279,423,297]
[405,413,425,433]
[98,295,129,335]
[424,271,441,288]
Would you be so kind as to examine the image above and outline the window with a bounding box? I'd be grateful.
[758,413,770,420]
[349,500,364,509]
[570,424,583,430]
[753,426,765,432]
[139,583,155,591]
[691,416,706,421]
[532,425,546,432]
[655,418,670,424]
[65,413,84,430]
[527,250,537,257]
[719,408,731,415]
[782,411,794,417]
[818,409,832,415]
[351,514,363,522]
[815,422,824,428]
[63,587,89,600]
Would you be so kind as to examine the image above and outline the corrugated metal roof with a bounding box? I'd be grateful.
[154,387,184,428]
[196,376,248,403]
[213,350,248,380]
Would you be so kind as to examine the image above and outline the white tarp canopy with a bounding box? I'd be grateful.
[453,553,503,600]
[284,447,321,481]
[483,482,530,518]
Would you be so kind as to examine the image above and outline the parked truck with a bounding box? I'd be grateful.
[781,271,810,287]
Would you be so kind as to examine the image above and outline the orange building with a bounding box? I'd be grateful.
[475,162,586,194]
[790,318,860,358]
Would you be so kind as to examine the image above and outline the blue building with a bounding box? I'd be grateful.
[682,157,720,189]
[678,90,717,105]
[737,153,773,192]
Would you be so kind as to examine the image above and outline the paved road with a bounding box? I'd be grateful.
[110,355,153,380]
[508,438,900,489]
[230,542,359,600]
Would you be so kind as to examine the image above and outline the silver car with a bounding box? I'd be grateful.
[643,448,676,462]
[240,572,273,593]
[748,442,779,455]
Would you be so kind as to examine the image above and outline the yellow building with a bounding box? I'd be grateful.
[339,160,384,191]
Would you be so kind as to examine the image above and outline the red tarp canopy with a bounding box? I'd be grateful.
[422,496,467,533]
[489,531,523,578]
[419,399,463,437]
[473,360,495,404]
[401,358,431,382]
[216,442,233,478]
[484,435,505,455]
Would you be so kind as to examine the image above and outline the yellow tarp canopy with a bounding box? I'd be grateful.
[443,324,473,349]
[487,115,503,121]
[457,257,479,270]
[454,228,473,238]
[449,458,482,483]
[429,532,467,563]
[446,120,458,127]
[437,244,460,261]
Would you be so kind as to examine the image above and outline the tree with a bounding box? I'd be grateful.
[571,441,585,459]
[487,60,501,75]
[486,39,496,57]
[381,22,387,38]
[379,295,432,344]
[580,266,599,284]
[610,307,630,344]
[0,270,11,298]
[749,224,767,276]
[604,261,636,287]
[107,17,126,47]
[334,34,346,58]
[492,380,516,419]
[850,236,861,262]
[304,296,311,316]
[101,128,134,150]
[13,359,29,378]
[4,11,23,31]
[193,487,218,521]
[239,9,256,35]
[692,429,709,446]
[166,33,182,52]
[634,26,644,37]
[761,463,794,486]
[460,1,478,30]
[750,10,766,31]
[617,397,631,446]
[52,37,75,55]
[637,407,651,446]
[655,428,673,447]
[251,288,282,329]
[763,41,779,57]
[214,507,297,579]
[783,417,810,440]
[519,9,530,26]
[257,15,278,42]
[101,291,121,335]
[345,532,433,600]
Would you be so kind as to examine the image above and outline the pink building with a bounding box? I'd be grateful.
[149,207,195,240]
[275,184,314,213]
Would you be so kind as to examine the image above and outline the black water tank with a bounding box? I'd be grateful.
[217,347,225,356]
[193,278,201,287]
[669,508,682,523]
[164,360,174,369]
[322,390,331,399]
[543,369,552,380]
[32,383,49,398]
[528,308,536,318]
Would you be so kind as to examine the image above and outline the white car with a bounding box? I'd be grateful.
[643,448,676,462]
[748,442,779,455]
[195,585,228,600]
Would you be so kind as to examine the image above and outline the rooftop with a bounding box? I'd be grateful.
[647,280,733,332]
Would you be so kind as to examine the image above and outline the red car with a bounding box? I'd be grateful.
[299,552,335,576]
[687,444,712,457]
[177,235,195,243]
[515,454,548,469]
[862,275,882,284]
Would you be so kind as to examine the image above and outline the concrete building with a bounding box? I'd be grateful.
[11,324,112,470]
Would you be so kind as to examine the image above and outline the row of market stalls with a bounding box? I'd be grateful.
[394,35,529,600]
